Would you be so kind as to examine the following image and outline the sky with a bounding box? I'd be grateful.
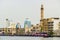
[0,0,60,28]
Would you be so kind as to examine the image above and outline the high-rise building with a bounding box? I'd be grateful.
[24,18,31,28]
[24,18,31,34]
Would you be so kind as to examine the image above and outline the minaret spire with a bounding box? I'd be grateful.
[41,4,44,20]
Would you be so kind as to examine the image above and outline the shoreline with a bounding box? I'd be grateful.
[0,35,60,37]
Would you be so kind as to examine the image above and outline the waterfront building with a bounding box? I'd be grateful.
[30,25,36,34]
[40,19,48,33]
[52,18,60,31]
[5,18,10,33]
[52,18,60,36]
[30,24,41,34]
[40,4,48,33]
[40,4,60,36]
[47,18,54,36]
[48,18,59,31]
[35,24,41,33]
[8,23,16,35]
[42,18,60,36]
[40,17,60,36]
[19,28,25,35]
[16,22,21,34]
[29,24,34,34]
[0,28,4,34]
[24,18,31,34]
[25,24,29,34]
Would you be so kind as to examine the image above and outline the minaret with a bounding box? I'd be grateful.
[40,4,44,32]
[41,4,44,20]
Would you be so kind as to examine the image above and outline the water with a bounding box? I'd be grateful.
[0,36,60,40]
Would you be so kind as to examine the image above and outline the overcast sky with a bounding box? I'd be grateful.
[0,0,60,28]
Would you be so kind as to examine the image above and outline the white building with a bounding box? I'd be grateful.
[48,17,60,31]
[6,19,10,27]
[47,17,60,36]
[52,18,60,31]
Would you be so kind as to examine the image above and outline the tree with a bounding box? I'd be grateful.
[48,31,53,36]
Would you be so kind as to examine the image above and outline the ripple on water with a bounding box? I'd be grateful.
[0,36,60,40]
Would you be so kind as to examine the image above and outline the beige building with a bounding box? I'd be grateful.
[30,24,41,34]
[40,4,48,33]
[24,24,41,34]
[53,20,60,36]
[40,19,48,33]
[25,25,29,34]
[7,23,16,35]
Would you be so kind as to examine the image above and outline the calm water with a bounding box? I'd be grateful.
[0,36,60,40]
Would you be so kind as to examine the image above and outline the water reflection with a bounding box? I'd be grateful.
[41,37,60,40]
[41,37,53,40]
[0,36,60,40]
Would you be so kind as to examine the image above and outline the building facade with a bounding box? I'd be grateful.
[24,18,31,34]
